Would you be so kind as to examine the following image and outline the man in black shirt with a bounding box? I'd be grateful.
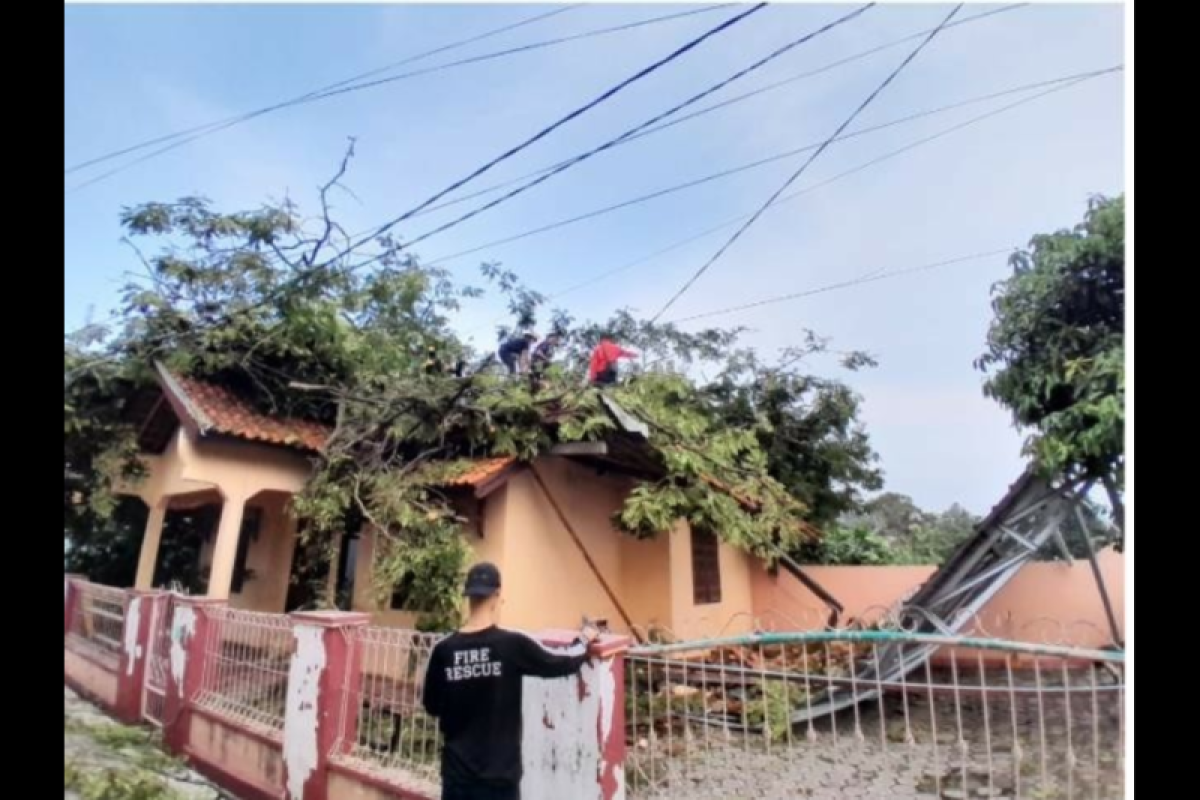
[498,332,537,376]
[422,562,599,800]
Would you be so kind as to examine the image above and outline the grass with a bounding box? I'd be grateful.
[65,708,203,799]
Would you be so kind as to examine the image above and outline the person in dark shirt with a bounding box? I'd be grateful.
[497,332,537,375]
[421,562,599,800]
[528,332,562,390]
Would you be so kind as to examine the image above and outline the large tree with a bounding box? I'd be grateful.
[64,153,883,627]
[977,194,1125,513]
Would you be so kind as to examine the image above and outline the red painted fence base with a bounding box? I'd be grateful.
[64,579,630,800]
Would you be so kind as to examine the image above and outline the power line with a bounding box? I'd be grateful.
[345,3,769,257]
[452,65,1117,343]
[66,5,735,191]
[666,247,1016,324]
[424,66,1117,268]
[649,3,965,323]
[388,3,1028,223]
[385,3,877,263]
[65,5,584,176]
[69,4,764,371]
[544,67,1116,304]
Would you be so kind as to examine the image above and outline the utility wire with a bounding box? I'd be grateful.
[66,5,735,191]
[380,3,877,264]
[344,3,769,257]
[68,3,763,372]
[545,67,1116,303]
[666,247,1016,324]
[385,2,1028,223]
[452,66,1117,343]
[649,4,964,323]
[65,4,584,176]
[424,66,1118,268]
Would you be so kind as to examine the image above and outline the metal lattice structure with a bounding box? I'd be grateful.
[792,469,1119,723]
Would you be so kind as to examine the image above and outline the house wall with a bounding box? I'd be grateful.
[498,460,629,631]
[667,521,757,640]
[177,433,312,499]
[346,456,757,639]
[749,549,1125,647]
[350,487,509,629]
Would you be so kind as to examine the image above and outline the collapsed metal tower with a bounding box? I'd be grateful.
[790,468,1122,723]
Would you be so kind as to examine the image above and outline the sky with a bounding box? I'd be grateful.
[63,2,1125,514]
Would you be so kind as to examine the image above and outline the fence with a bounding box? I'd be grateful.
[193,605,295,737]
[141,593,173,727]
[64,576,1124,800]
[332,626,446,797]
[624,626,1125,799]
[65,579,127,671]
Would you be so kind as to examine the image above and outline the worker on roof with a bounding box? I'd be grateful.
[529,331,563,389]
[423,344,445,376]
[498,331,537,376]
[587,337,637,386]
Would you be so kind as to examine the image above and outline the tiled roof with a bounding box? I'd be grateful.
[443,457,516,488]
[157,365,330,453]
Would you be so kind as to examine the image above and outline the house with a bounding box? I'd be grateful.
[118,364,776,639]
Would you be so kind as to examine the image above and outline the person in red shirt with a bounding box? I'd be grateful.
[587,338,637,386]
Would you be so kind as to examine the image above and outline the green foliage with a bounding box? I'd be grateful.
[797,525,896,565]
[978,194,1125,492]
[65,760,185,800]
[65,152,884,628]
[744,679,807,742]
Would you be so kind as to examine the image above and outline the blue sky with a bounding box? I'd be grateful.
[64,3,1124,514]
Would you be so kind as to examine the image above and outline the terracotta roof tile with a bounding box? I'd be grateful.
[171,374,330,453]
[444,457,516,488]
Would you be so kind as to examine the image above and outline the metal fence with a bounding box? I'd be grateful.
[65,580,128,671]
[193,606,295,737]
[141,595,174,727]
[624,624,1125,799]
[332,626,445,796]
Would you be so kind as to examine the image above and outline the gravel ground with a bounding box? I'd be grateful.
[64,687,225,800]
[627,688,1124,799]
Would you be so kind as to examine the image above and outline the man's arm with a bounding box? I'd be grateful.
[508,630,595,679]
[421,645,445,718]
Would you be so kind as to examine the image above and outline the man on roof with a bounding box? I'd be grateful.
[587,337,637,387]
[498,331,537,376]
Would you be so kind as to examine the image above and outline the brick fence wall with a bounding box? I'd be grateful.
[64,578,631,800]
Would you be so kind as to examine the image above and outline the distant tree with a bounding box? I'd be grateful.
[856,492,929,540]
[977,194,1125,519]
[796,525,895,566]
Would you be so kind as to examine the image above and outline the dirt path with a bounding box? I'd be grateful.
[64,687,226,800]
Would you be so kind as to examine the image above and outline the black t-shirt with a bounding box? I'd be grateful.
[498,338,532,360]
[421,626,588,786]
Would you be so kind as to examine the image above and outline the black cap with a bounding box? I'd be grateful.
[463,562,501,598]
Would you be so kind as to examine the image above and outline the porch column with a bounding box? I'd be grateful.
[134,502,168,590]
[206,492,247,600]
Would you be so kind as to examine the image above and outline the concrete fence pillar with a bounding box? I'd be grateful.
[282,610,371,800]
[162,597,226,755]
[522,631,632,800]
[64,574,86,635]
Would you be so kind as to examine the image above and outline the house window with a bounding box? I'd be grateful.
[231,507,263,594]
[334,532,360,611]
[691,527,722,605]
